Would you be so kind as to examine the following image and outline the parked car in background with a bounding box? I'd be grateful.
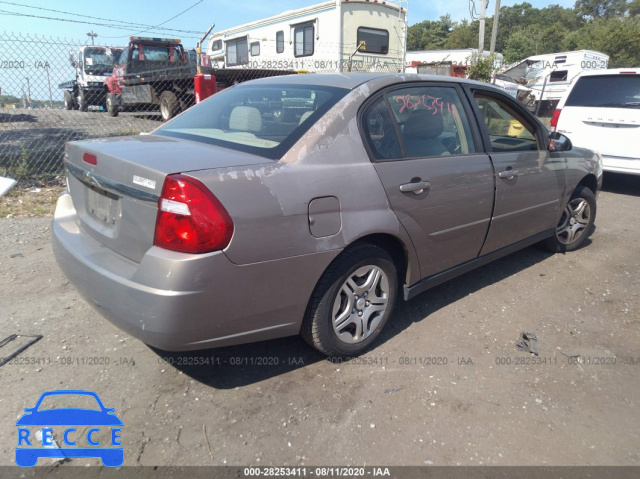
[53,73,602,357]
[552,68,640,176]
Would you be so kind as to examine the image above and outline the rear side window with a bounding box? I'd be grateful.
[294,23,314,57]
[361,86,476,160]
[566,75,640,108]
[276,31,284,54]
[357,27,389,54]
[227,37,249,66]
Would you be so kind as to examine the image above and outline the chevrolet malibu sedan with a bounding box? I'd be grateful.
[53,73,603,357]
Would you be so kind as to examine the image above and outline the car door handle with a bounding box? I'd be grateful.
[399,181,430,195]
[498,169,519,179]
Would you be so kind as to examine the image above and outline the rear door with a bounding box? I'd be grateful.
[468,88,566,255]
[363,83,495,279]
[556,73,640,162]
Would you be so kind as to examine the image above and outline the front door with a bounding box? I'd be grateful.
[469,90,566,255]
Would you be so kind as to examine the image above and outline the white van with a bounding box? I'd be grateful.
[552,68,640,176]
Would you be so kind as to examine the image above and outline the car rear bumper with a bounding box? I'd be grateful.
[602,155,640,176]
[52,192,339,351]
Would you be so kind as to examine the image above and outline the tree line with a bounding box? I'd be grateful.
[407,0,640,67]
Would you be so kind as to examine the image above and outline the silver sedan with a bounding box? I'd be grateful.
[53,73,602,356]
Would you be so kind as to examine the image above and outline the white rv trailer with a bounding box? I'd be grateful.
[205,0,408,73]
[405,49,504,73]
[502,50,609,114]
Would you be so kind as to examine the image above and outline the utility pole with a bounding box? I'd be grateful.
[489,0,501,54]
[87,31,98,45]
[478,0,487,57]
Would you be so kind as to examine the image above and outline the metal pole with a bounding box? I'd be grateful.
[46,66,53,109]
[87,31,97,45]
[535,76,548,117]
[478,0,487,57]
[197,23,215,75]
[489,0,501,54]
[25,77,31,108]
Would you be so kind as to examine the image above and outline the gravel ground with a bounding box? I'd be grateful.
[0,173,638,468]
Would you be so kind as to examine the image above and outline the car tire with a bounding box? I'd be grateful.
[106,93,119,117]
[301,244,398,357]
[544,185,596,253]
[64,90,74,110]
[160,91,179,122]
[78,89,89,112]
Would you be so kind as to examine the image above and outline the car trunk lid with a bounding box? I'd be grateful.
[65,134,270,263]
[557,106,640,158]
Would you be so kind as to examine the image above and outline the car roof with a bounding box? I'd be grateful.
[577,68,640,77]
[240,72,505,93]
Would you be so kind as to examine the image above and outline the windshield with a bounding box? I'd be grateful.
[36,394,102,411]
[84,47,118,75]
[566,75,640,108]
[155,83,348,159]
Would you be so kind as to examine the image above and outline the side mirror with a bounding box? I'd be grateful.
[548,131,572,152]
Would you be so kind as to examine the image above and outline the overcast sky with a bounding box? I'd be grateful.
[0,0,578,47]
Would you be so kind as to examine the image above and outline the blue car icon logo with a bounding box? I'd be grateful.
[16,390,123,467]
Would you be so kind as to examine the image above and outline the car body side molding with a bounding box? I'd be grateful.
[404,229,554,301]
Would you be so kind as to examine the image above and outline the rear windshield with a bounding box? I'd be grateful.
[565,75,640,108]
[155,83,348,159]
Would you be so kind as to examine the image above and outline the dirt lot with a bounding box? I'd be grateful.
[0,173,638,468]
[0,109,160,180]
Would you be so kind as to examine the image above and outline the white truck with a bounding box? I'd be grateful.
[204,0,408,76]
[502,50,609,115]
[59,45,122,111]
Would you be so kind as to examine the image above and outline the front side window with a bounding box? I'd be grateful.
[357,27,389,54]
[226,37,248,66]
[473,93,539,152]
[250,42,260,56]
[211,40,222,51]
[276,31,284,54]
[294,23,314,57]
[118,47,129,65]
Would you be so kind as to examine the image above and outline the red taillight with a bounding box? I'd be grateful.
[154,174,233,254]
[550,109,561,131]
[83,153,97,165]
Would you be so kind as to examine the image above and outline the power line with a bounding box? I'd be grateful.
[0,0,203,34]
[130,0,205,36]
[0,10,201,39]
[0,2,203,35]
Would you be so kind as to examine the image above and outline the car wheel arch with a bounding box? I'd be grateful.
[577,173,598,196]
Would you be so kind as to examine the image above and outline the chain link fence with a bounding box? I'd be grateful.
[0,32,405,188]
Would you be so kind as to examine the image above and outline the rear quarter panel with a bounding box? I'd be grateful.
[188,83,421,284]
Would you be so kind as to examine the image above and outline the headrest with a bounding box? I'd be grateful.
[299,110,314,125]
[229,106,262,132]
[403,109,444,139]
